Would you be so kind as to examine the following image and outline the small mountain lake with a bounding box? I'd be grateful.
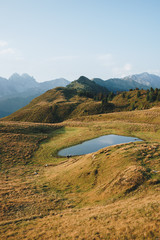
[58,134,142,156]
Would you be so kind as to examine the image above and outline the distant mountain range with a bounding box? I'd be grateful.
[92,77,148,92]
[0,72,160,118]
[0,73,70,117]
[0,73,70,98]
[92,72,160,92]
[123,72,160,88]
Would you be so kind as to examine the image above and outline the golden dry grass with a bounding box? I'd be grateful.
[1,194,159,240]
[0,121,62,169]
[0,106,160,239]
[4,87,160,124]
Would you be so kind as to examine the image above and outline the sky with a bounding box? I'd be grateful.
[0,0,160,82]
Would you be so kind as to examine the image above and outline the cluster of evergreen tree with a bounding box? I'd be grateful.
[77,90,115,102]
[77,90,115,112]
[94,92,115,101]
[146,88,160,102]
[77,90,94,99]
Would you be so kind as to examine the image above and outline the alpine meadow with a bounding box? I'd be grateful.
[0,1,160,240]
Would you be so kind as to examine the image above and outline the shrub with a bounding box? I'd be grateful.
[137,90,141,98]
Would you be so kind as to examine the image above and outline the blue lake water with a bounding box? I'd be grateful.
[58,134,142,156]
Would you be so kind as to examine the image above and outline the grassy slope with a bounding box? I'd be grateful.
[3,88,160,124]
[0,121,62,169]
[3,87,105,123]
[67,76,109,94]
[112,89,160,111]
[0,107,160,239]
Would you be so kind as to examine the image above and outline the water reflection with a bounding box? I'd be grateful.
[58,134,142,156]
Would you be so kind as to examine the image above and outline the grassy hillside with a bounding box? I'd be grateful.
[0,106,160,239]
[0,121,62,169]
[68,76,109,94]
[3,86,111,123]
[4,86,160,124]
[112,89,160,111]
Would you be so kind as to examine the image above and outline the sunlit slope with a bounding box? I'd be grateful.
[3,87,104,123]
[0,115,160,239]
[2,76,111,123]
[4,86,160,124]
[0,105,160,239]
[112,89,160,111]
[70,105,160,126]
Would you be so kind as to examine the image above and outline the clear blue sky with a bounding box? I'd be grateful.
[0,0,160,82]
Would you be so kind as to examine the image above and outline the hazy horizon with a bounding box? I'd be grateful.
[0,0,160,82]
[1,71,160,83]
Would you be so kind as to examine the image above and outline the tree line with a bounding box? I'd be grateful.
[77,90,115,102]
[146,88,160,102]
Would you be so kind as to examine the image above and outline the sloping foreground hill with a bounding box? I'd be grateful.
[3,76,110,123]
[0,107,160,239]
